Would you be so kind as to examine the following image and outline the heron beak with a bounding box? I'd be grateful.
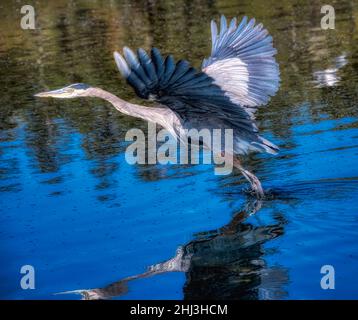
[34,88,70,98]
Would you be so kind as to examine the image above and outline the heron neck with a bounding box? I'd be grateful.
[86,87,163,123]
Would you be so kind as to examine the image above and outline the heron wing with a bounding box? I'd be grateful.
[202,15,280,117]
[114,47,257,133]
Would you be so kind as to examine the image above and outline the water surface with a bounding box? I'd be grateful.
[0,0,358,299]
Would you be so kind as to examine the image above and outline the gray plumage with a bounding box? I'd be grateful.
[35,15,280,198]
[114,15,279,156]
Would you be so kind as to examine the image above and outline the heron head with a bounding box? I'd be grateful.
[34,83,92,99]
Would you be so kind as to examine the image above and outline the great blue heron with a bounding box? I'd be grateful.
[35,15,280,198]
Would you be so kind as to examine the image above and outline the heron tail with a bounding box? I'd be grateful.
[254,136,279,155]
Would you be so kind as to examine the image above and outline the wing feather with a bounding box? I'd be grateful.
[202,15,280,110]
[114,47,256,135]
[113,15,280,155]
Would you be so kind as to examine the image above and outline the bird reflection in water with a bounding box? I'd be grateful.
[58,198,288,300]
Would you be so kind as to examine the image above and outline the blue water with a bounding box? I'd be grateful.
[0,0,358,299]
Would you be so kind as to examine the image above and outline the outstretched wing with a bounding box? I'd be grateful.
[114,47,257,133]
[203,15,280,116]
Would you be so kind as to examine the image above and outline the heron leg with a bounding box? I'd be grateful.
[233,157,265,199]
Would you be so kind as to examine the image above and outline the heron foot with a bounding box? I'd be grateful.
[232,157,265,199]
[240,168,265,199]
